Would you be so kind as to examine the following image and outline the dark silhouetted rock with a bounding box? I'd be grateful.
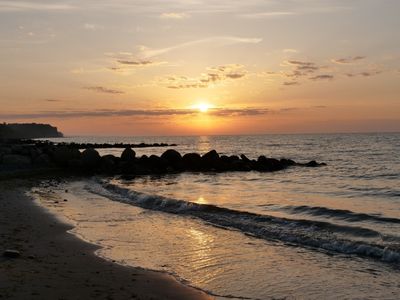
[148,155,168,173]
[231,159,252,171]
[182,153,202,170]
[201,150,220,170]
[52,146,81,167]
[33,153,52,166]
[100,155,117,173]
[81,148,101,169]
[240,154,250,162]
[257,156,285,171]
[2,154,31,166]
[121,147,136,161]
[305,160,326,167]
[161,149,183,170]
[280,158,296,166]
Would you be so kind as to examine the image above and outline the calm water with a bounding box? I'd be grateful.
[34,133,400,299]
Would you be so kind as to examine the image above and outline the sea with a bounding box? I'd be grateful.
[33,133,400,299]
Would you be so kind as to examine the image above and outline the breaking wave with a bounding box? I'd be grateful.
[87,179,400,264]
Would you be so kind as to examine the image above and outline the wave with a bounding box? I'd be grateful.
[87,179,400,264]
[266,204,400,224]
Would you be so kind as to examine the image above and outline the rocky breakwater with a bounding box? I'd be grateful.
[0,143,326,176]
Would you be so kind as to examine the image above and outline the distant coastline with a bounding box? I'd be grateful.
[0,123,63,139]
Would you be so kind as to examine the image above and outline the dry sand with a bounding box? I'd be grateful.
[0,179,213,300]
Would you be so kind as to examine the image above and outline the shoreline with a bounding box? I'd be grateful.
[0,179,213,300]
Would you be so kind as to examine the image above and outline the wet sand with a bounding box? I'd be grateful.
[0,179,212,300]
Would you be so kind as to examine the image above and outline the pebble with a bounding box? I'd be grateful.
[3,249,21,258]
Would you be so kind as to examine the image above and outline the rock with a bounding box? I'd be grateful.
[231,160,252,171]
[52,146,81,167]
[305,160,326,167]
[201,150,220,169]
[280,158,296,166]
[161,149,183,169]
[121,147,136,161]
[3,249,20,258]
[100,155,117,173]
[11,144,30,155]
[182,153,202,170]
[240,154,250,162]
[257,156,285,171]
[33,153,52,166]
[81,148,101,169]
[2,154,31,166]
[148,155,168,173]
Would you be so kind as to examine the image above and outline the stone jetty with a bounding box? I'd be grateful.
[0,140,326,176]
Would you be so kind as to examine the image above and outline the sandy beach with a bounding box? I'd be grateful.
[0,179,212,300]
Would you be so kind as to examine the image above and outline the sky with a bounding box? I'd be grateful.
[0,0,399,136]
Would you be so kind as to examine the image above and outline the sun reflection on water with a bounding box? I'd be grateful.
[196,196,208,204]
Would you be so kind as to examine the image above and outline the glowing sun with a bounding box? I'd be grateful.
[195,103,210,113]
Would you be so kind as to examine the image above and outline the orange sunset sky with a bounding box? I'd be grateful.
[0,0,399,136]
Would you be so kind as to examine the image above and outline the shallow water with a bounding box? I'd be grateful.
[35,133,400,299]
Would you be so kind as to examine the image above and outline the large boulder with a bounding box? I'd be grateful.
[33,153,52,167]
[257,156,284,171]
[147,155,168,173]
[81,148,101,169]
[182,153,202,171]
[121,147,136,161]
[201,150,220,170]
[100,155,117,173]
[52,146,81,167]
[161,149,183,169]
[2,154,31,166]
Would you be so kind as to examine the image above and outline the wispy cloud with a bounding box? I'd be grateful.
[105,52,166,72]
[283,48,298,53]
[283,60,321,79]
[0,105,328,120]
[332,56,365,64]
[139,36,262,58]
[309,74,334,80]
[117,60,155,66]
[83,23,103,31]
[160,12,190,19]
[240,11,296,18]
[84,86,125,94]
[345,70,382,77]
[43,99,63,102]
[283,81,300,86]
[0,1,75,12]
[0,107,272,119]
[164,64,247,89]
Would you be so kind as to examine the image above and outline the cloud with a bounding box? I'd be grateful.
[345,70,382,77]
[283,48,298,53]
[139,36,262,58]
[0,1,75,12]
[332,56,365,64]
[117,60,155,66]
[208,108,270,117]
[283,60,321,78]
[283,81,300,86]
[84,86,124,94]
[164,64,247,89]
[83,23,103,31]
[44,99,62,102]
[240,11,296,18]
[309,74,334,80]
[105,52,165,72]
[0,107,273,120]
[160,12,190,19]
